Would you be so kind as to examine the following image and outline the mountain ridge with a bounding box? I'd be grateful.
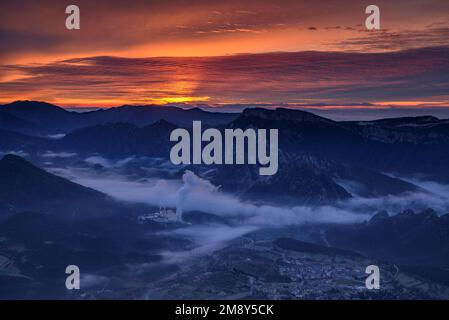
[0,154,118,216]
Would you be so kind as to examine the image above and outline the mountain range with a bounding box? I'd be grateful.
[0,101,237,135]
[2,100,449,297]
[2,100,447,203]
[0,154,148,217]
[326,209,449,268]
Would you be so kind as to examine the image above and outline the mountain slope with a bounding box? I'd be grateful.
[230,108,449,182]
[0,110,37,134]
[2,102,449,183]
[82,105,237,127]
[59,119,177,157]
[0,154,113,215]
[326,209,449,267]
[0,101,238,134]
[0,129,50,151]
[0,101,81,134]
[182,154,418,205]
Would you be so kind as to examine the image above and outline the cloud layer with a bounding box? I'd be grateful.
[2,0,449,62]
[47,165,449,262]
[2,47,449,107]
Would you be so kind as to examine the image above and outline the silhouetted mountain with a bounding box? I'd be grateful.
[322,158,420,197]
[230,108,375,158]
[51,106,420,204]
[231,108,449,182]
[185,154,418,204]
[363,116,442,127]
[326,209,449,267]
[0,129,50,151]
[185,159,350,205]
[0,100,237,135]
[59,120,177,157]
[344,116,449,144]
[0,110,37,134]
[82,105,238,127]
[0,101,81,134]
[2,102,449,184]
[0,154,114,215]
[0,207,166,298]
[240,108,334,124]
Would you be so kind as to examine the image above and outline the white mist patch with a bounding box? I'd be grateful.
[160,224,259,264]
[338,178,449,214]
[85,156,113,168]
[49,166,449,263]
[49,166,181,208]
[47,133,66,139]
[50,167,368,262]
[84,156,135,168]
[334,179,368,197]
[40,151,77,158]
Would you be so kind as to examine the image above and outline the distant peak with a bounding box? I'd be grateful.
[242,107,332,123]
[185,107,205,113]
[372,115,440,126]
[417,115,439,121]
[114,104,179,110]
[143,118,177,130]
[3,100,66,111]
[9,100,56,106]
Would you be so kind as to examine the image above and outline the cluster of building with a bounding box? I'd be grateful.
[149,236,434,300]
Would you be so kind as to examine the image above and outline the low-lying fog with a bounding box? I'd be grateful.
[40,153,449,263]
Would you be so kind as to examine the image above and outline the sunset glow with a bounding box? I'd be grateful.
[1,0,449,110]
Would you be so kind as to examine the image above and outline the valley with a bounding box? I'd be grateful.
[1,101,449,299]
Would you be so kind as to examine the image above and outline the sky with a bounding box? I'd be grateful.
[1,0,449,110]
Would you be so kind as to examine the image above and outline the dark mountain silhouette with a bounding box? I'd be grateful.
[344,116,449,144]
[0,101,81,134]
[326,209,449,267]
[0,129,50,151]
[0,110,37,134]
[59,119,178,157]
[1,100,449,298]
[0,154,117,215]
[185,159,351,204]
[0,102,447,200]
[185,154,418,204]
[229,108,380,161]
[230,108,449,182]
[2,101,449,182]
[0,100,237,135]
[81,104,238,127]
[239,107,334,124]
[0,105,421,204]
